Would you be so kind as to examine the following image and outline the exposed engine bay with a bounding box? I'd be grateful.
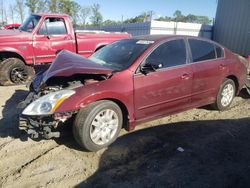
[18,50,113,139]
[19,74,108,139]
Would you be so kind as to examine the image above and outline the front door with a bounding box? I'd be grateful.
[133,39,193,121]
[33,17,75,64]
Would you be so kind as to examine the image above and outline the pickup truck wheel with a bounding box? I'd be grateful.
[73,100,123,152]
[212,78,236,111]
[0,58,34,86]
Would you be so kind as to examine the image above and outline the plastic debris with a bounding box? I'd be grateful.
[177,147,185,152]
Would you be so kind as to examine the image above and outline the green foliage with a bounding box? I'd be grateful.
[124,11,153,23]
[25,0,40,13]
[48,0,59,13]
[172,10,211,24]
[79,6,91,26]
[90,3,103,26]
[155,16,172,22]
[58,0,81,25]
[103,19,121,26]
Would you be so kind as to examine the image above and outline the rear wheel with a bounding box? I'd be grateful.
[0,58,34,86]
[212,78,236,111]
[73,100,123,151]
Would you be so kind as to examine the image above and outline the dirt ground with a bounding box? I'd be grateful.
[0,85,250,188]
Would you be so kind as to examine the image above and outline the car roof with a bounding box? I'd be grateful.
[133,34,214,43]
[133,35,186,42]
[32,13,69,17]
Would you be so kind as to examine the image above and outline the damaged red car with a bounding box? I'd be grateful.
[19,35,247,151]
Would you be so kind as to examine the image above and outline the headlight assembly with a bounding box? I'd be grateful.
[22,90,75,116]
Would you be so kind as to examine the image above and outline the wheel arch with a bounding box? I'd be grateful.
[95,98,131,131]
[226,75,239,94]
[95,44,107,52]
[0,51,26,64]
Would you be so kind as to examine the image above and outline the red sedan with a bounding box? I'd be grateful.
[19,35,247,151]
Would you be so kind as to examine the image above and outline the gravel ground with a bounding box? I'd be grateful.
[0,85,250,188]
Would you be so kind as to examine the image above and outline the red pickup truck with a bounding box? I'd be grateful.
[0,13,130,86]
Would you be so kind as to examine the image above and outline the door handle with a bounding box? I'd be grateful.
[181,73,190,80]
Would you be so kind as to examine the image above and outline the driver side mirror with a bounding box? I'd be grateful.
[140,60,163,75]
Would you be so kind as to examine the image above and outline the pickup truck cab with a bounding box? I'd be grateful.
[0,13,130,86]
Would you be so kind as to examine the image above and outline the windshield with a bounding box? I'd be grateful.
[19,15,41,32]
[90,39,153,71]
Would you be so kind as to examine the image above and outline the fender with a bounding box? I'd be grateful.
[94,43,108,51]
[0,48,27,64]
[55,89,135,130]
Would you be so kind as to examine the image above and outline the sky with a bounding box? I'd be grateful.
[7,0,218,22]
[75,0,218,21]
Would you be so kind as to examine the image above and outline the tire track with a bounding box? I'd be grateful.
[0,143,59,185]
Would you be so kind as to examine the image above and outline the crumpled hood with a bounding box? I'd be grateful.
[32,50,113,91]
[43,50,112,81]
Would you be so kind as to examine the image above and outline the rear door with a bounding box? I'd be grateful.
[33,17,75,64]
[188,38,226,105]
[133,39,193,121]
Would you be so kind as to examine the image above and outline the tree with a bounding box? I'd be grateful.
[79,6,91,27]
[0,0,4,24]
[15,0,26,23]
[90,3,103,26]
[173,10,185,22]
[103,19,120,26]
[58,0,81,25]
[3,8,7,24]
[25,0,40,13]
[9,4,15,24]
[155,16,171,22]
[124,11,153,23]
[48,0,59,13]
[37,0,49,13]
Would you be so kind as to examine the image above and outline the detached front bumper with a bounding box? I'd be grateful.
[19,115,61,139]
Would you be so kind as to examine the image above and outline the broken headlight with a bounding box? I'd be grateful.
[22,90,75,116]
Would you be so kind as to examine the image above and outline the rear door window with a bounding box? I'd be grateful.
[188,39,216,62]
[146,39,187,68]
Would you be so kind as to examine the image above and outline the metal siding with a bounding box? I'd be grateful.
[84,21,212,38]
[83,22,151,36]
[214,0,250,56]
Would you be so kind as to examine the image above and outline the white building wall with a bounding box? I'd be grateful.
[84,21,213,39]
[150,21,212,39]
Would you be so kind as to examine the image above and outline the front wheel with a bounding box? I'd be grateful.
[0,58,34,86]
[212,78,236,111]
[73,100,123,151]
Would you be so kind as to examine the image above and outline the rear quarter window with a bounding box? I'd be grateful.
[189,39,216,62]
[215,45,224,58]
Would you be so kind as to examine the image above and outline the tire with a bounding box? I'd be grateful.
[212,78,236,111]
[0,58,34,86]
[73,100,123,152]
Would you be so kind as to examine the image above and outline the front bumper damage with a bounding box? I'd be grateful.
[19,115,60,139]
[18,92,77,139]
[19,112,76,139]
